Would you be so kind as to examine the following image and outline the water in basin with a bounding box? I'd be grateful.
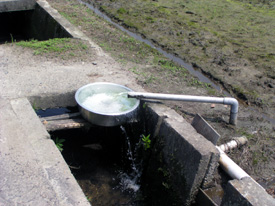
[82,92,136,114]
[77,83,139,114]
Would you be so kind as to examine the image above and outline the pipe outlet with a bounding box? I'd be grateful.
[223,97,239,125]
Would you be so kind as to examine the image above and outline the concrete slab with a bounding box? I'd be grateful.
[191,114,220,145]
[221,177,275,206]
[0,0,36,12]
[0,97,90,205]
[0,0,142,109]
[0,0,271,205]
[0,1,144,205]
[143,103,220,205]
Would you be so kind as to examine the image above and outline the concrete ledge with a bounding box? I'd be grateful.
[143,103,219,205]
[221,177,275,206]
[0,97,90,206]
[28,91,77,109]
[0,0,36,12]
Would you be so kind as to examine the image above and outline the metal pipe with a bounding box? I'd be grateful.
[128,92,239,125]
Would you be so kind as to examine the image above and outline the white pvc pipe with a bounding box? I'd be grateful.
[219,136,248,152]
[216,146,249,180]
[128,92,238,125]
[216,146,265,190]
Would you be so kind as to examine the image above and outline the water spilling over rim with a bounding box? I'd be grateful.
[75,82,140,115]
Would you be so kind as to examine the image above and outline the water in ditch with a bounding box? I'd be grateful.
[36,106,78,117]
[51,124,146,205]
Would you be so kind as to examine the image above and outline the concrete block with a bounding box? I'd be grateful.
[0,97,90,206]
[221,177,275,206]
[191,114,220,145]
[144,103,219,205]
[0,0,36,13]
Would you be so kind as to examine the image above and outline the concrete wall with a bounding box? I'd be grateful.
[142,103,219,205]
[26,2,72,40]
[0,0,72,42]
[221,177,275,206]
[0,0,36,12]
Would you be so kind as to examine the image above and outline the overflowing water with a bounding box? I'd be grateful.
[118,126,142,193]
[53,125,146,205]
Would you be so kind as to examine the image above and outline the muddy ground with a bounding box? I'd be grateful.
[92,0,275,113]
[17,0,275,197]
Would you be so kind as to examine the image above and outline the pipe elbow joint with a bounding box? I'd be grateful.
[224,97,239,113]
[224,97,239,125]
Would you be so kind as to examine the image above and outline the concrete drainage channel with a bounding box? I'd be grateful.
[38,104,220,206]
[0,0,274,205]
[37,102,274,206]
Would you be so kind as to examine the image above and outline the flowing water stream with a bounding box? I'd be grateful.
[119,126,142,193]
[51,125,145,205]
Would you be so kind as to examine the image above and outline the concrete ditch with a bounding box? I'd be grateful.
[0,0,274,205]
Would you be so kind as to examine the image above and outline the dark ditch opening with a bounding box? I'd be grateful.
[0,4,71,44]
[50,123,149,206]
[38,107,228,205]
[43,105,184,206]
[0,11,32,43]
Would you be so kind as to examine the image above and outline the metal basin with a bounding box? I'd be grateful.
[75,82,140,127]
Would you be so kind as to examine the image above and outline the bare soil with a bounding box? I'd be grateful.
[92,0,275,112]
[17,0,275,197]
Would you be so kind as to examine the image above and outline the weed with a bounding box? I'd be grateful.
[162,182,171,189]
[54,137,65,152]
[188,77,206,87]
[32,101,39,111]
[10,34,15,43]
[142,134,151,150]
[86,196,92,202]
[207,87,217,96]
[129,67,140,75]
[143,102,147,109]
[144,74,156,84]
[237,128,254,139]
[117,7,127,14]
[145,16,156,23]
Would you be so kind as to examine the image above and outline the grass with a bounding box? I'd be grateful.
[16,38,87,55]
[47,0,273,99]
[16,38,92,61]
[88,0,274,106]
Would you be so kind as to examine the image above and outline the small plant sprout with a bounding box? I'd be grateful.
[54,137,65,152]
[142,134,151,150]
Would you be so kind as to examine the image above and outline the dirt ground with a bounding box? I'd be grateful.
[9,0,275,197]
[92,0,275,113]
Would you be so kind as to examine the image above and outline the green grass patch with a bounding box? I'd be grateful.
[16,38,88,57]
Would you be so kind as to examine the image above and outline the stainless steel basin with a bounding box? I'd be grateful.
[75,82,140,127]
